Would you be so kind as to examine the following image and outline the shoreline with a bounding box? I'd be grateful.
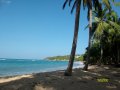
[0,65,120,90]
[0,61,84,78]
[0,65,90,83]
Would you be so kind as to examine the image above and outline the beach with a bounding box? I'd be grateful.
[0,65,120,90]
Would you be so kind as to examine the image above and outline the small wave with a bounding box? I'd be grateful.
[32,60,37,61]
[74,61,83,65]
[73,61,84,69]
[0,59,6,61]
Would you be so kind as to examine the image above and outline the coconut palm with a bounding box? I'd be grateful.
[63,0,101,75]
[83,0,102,70]
[62,0,117,74]
[83,0,114,70]
[83,0,93,70]
[92,7,120,65]
[63,0,82,76]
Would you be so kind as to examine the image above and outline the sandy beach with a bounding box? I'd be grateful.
[0,65,120,90]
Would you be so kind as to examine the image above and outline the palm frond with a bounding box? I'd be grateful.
[95,22,103,36]
[109,21,120,29]
[94,17,101,22]
[95,21,109,37]
[71,0,77,13]
[84,24,89,30]
[69,0,73,6]
[114,2,120,6]
[102,0,111,9]
[63,0,69,9]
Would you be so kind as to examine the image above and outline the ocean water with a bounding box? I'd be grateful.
[0,58,84,77]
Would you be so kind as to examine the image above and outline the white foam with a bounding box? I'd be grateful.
[73,61,84,69]
[0,59,6,61]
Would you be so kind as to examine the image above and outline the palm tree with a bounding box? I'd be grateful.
[83,0,113,70]
[83,0,93,70]
[63,0,82,76]
[92,7,120,65]
[63,0,101,74]
[83,0,102,70]
[63,0,116,74]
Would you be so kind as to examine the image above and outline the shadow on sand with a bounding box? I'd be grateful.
[0,66,120,90]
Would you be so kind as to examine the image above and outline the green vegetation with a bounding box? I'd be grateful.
[83,8,120,66]
[63,0,120,76]
[46,55,84,61]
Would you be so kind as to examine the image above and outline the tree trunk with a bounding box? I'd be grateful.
[83,7,92,71]
[64,1,81,76]
[116,45,120,66]
[99,45,103,65]
[117,45,120,63]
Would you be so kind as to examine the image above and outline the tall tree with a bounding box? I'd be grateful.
[92,7,120,65]
[63,0,117,74]
[83,0,102,70]
[63,0,81,76]
[63,0,101,74]
[83,0,93,70]
[83,0,113,70]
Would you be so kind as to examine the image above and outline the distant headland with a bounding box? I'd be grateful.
[45,55,84,61]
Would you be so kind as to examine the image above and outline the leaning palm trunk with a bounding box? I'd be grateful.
[83,8,92,71]
[64,1,81,76]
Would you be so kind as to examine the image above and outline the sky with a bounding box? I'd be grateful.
[0,0,119,59]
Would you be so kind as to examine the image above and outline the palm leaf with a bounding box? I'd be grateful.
[94,17,101,22]
[109,21,120,29]
[102,0,111,9]
[69,0,73,6]
[71,0,77,13]
[63,0,69,9]
[84,24,89,30]
[114,2,120,6]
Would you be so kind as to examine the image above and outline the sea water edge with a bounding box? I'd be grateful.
[0,58,84,77]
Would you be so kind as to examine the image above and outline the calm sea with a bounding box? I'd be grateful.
[0,58,84,77]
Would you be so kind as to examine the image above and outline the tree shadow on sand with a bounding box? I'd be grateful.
[0,66,120,90]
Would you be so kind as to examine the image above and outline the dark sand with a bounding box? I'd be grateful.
[0,65,120,90]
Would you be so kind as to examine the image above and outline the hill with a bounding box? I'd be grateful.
[45,55,83,61]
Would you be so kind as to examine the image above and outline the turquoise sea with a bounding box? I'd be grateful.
[0,58,84,77]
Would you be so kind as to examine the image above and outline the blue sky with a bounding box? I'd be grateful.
[0,0,119,59]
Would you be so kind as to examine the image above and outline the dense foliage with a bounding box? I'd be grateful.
[62,0,120,75]
[83,7,120,66]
